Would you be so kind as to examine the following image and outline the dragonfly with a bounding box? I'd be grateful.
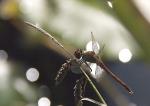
[24,22,133,105]
[75,33,133,94]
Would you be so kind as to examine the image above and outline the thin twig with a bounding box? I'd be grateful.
[79,61,107,105]
[24,21,74,59]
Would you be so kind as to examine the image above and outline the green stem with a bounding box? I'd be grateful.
[80,67,107,105]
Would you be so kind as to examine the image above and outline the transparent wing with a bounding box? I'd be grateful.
[89,63,103,78]
[86,32,101,77]
[86,32,100,54]
[95,65,104,79]
[91,32,100,54]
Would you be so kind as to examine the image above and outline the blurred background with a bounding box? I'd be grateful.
[0,0,150,106]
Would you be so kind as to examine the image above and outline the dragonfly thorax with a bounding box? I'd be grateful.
[82,51,97,63]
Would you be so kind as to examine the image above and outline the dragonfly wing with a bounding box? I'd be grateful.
[95,65,103,79]
[89,63,103,78]
[91,32,100,54]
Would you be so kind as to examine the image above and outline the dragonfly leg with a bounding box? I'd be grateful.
[55,59,72,86]
[74,77,87,106]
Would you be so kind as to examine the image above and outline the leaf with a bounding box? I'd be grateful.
[113,0,150,60]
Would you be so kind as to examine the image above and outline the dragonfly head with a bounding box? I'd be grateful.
[74,49,83,59]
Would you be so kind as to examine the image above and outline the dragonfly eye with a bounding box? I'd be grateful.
[74,49,83,59]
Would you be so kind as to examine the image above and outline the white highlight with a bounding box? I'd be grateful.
[133,0,150,23]
[119,48,132,63]
[90,63,103,79]
[0,50,9,89]
[107,1,113,8]
[90,63,97,76]
[19,0,47,22]
[0,61,9,77]
[38,97,51,106]
[86,41,100,54]
[0,50,9,77]
[26,68,39,82]
[86,39,102,78]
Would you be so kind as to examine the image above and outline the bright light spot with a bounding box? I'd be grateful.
[38,97,51,106]
[107,1,113,8]
[90,63,97,76]
[19,0,47,22]
[0,50,9,77]
[0,61,9,77]
[0,53,10,88]
[21,0,33,8]
[119,48,132,63]
[133,0,150,23]
[0,50,8,61]
[86,41,100,54]
[90,63,103,78]
[26,68,39,82]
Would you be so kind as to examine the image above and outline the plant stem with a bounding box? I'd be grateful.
[80,66,107,105]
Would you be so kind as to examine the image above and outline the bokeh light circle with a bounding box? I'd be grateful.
[26,68,39,82]
[119,48,132,63]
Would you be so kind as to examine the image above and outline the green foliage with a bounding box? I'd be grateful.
[113,0,150,60]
